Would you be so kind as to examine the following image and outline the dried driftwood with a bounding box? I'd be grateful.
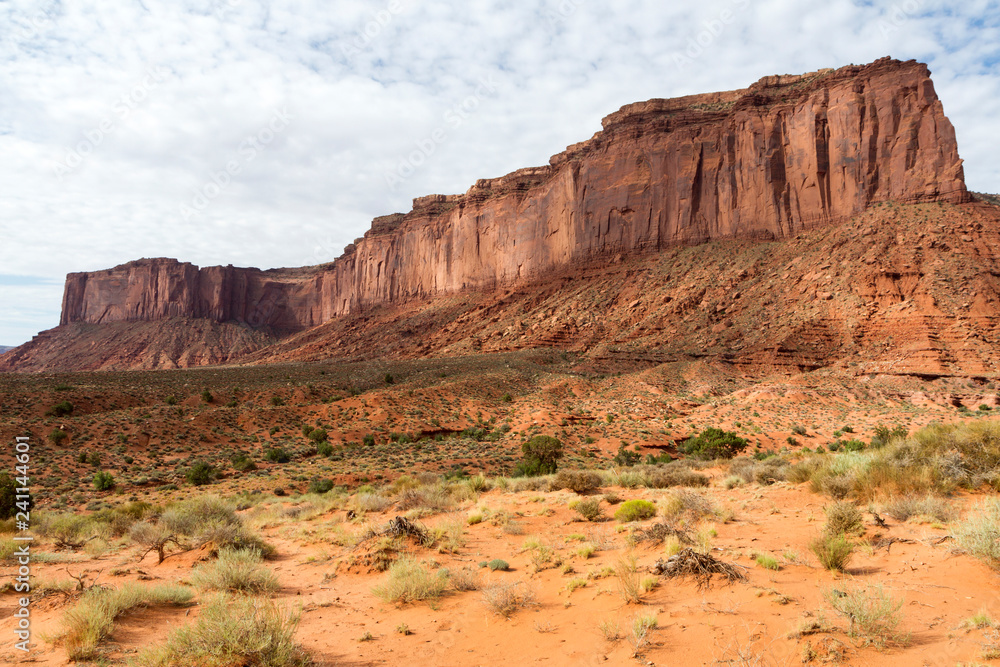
[651,548,747,588]
[358,516,428,544]
[632,521,693,545]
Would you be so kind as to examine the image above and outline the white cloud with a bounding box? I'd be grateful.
[0,0,997,345]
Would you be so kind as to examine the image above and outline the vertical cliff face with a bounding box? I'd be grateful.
[60,260,334,332]
[58,57,967,332]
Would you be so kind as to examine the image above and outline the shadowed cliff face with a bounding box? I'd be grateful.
[55,58,967,340]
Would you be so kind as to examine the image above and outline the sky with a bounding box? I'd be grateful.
[0,0,998,346]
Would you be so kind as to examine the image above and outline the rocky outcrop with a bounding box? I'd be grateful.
[19,56,978,375]
[59,260,335,332]
[56,57,968,336]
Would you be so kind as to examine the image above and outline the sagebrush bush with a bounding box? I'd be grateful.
[190,548,279,594]
[132,594,310,667]
[574,498,605,522]
[553,470,603,494]
[798,421,1000,500]
[659,489,716,522]
[823,501,864,536]
[679,428,748,460]
[729,456,790,485]
[614,499,657,523]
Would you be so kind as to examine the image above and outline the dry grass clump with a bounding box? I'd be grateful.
[351,492,394,513]
[508,475,553,493]
[798,421,1000,501]
[616,553,644,603]
[573,498,606,522]
[553,470,603,494]
[823,501,864,536]
[447,567,480,592]
[395,485,455,513]
[58,583,193,660]
[603,463,709,489]
[630,521,693,546]
[824,583,908,647]
[955,498,1000,568]
[481,581,537,618]
[729,456,790,485]
[880,494,957,523]
[659,489,716,523]
[371,556,449,604]
[810,533,855,572]
[132,594,311,666]
[189,548,279,594]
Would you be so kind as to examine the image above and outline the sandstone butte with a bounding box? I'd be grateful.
[5,56,996,373]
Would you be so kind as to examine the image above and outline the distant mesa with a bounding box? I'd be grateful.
[4,56,996,375]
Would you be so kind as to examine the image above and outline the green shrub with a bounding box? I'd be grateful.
[485,559,509,571]
[515,435,563,476]
[810,533,854,571]
[755,553,780,570]
[186,461,217,486]
[614,499,657,523]
[230,453,257,472]
[680,428,748,460]
[612,444,642,466]
[870,424,907,448]
[48,428,68,445]
[0,473,29,520]
[270,396,285,406]
[308,428,328,443]
[165,395,178,405]
[200,389,213,404]
[47,400,74,417]
[308,478,334,495]
[265,448,291,464]
[93,471,115,492]
[132,594,310,667]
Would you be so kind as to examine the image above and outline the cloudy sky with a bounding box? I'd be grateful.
[0,0,998,346]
